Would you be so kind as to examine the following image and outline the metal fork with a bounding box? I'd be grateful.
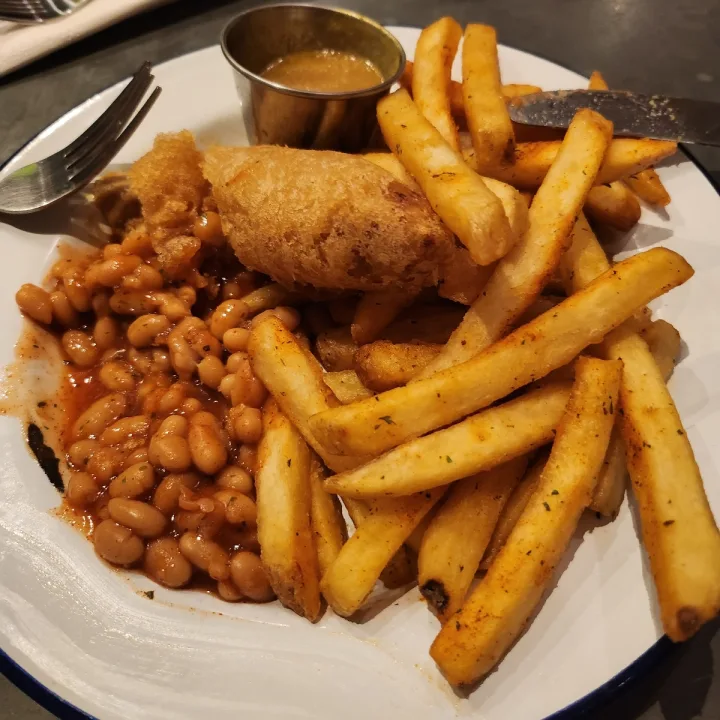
[0,0,92,23]
[0,63,161,214]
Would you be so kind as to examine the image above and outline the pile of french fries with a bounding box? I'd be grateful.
[248,17,720,691]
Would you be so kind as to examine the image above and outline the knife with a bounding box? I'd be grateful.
[507,90,720,147]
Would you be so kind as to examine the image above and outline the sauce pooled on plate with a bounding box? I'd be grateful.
[261,49,383,92]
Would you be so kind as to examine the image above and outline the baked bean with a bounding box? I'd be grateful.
[226,351,248,374]
[230,552,274,602]
[99,361,136,391]
[141,387,165,416]
[231,367,267,409]
[155,292,190,321]
[62,268,91,312]
[94,519,144,566]
[86,446,124,484]
[100,415,150,446]
[91,292,111,317]
[50,258,79,279]
[155,414,189,438]
[177,286,197,308]
[153,472,199,515]
[223,272,255,300]
[232,527,261,554]
[251,306,301,332]
[67,439,99,468]
[122,264,164,291]
[50,290,80,327]
[217,579,244,602]
[216,466,253,495]
[197,356,226,389]
[108,498,167,538]
[72,393,127,440]
[238,445,258,475]
[124,446,149,469]
[214,490,257,527]
[127,314,170,348]
[15,284,53,324]
[108,461,155,499]
[209,300,245,339]
[148,435,192,472]
[150,349,171,373]
[103,244,124,260]
[93,316,119,351]
[144,537,193,588]
[194,211,224,246]
[182,317,221,359]
[233,407,263,444]
[222,327,250,353]
[188,412,227,474]
[86,255,142,287]
[218,374,236,400]
[65,471,99,507]
[179,532,229,578]
[157,383,187,415]
[62,330,100,367]
[180,397,202,416]
[127,347,153,374]
[110,289,158,315]
[121,229,154,257]
[167,328,197,377]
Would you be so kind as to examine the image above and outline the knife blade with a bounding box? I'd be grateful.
[507,90,720,146]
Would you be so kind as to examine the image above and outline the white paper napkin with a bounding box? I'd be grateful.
[0,0,173,77]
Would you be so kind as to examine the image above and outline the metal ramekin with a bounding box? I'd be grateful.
[221,4,406,152]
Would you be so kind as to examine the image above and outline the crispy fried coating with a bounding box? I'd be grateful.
[128,131,207,276]
[203,146,454,292]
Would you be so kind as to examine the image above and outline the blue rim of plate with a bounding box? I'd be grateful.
[0,42,717,720]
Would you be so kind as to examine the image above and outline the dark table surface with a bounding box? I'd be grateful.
[1,1,719,718]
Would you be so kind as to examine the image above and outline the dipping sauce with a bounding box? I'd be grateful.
[261,49,384,92]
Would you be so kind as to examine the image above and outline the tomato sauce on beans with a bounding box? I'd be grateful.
[11,216,305,604]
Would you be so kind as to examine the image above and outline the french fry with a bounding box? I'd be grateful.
[480,451,549,570]
[463,138,678,189]
[588,70,609,90]
[309,248,693,458]
[419,457,528,620]
[601,325,720,640]
[363,152,420,189]
[400,60,541,117]
[382,303,465,344]
[431,357,622,686]
[640,319,682,380]
[585,182,642,231]
[625,168,671,207]
[412,17,463,149]
[590,426,627,517]
[419,108,613,376]
[249,316,365,472]
[587,70,670,207]
[462,24,515,171]
[377,89,516,266]
[323,369,374,404]
[439,248,495,305]
[502,83,543,98]
[365,150,528,240]
[342,497,417,589]
[324,381,572,498]
[351,289,418,345]
[315,326,358,372]
[321,489,447,616]
[256,400,321,621]
[354,341,441,392]
[309,454,347,577]
[590,326,679,518]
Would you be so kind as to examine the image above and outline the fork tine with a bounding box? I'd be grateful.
[65,76,154,176]
[69,87,163,187]
[63,62,153,162]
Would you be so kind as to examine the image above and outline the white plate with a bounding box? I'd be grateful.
[1,26,719,720]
